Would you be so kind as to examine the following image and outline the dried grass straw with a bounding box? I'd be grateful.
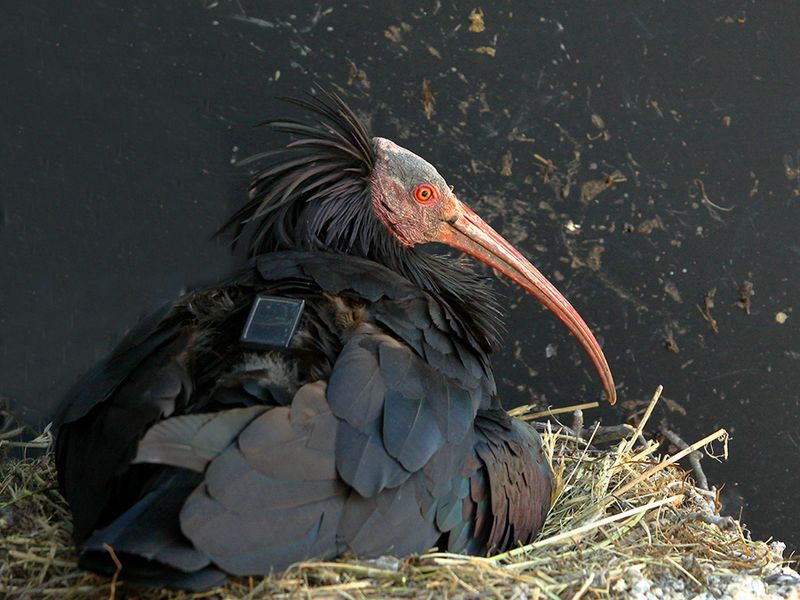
[2,387,798,599]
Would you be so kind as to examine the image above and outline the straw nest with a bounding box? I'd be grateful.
[2,387,798,600]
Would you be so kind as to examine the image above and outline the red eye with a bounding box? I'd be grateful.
[414,184,435,203]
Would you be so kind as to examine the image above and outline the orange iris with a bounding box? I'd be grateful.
[414,184,435,203]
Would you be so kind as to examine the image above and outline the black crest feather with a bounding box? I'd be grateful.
[221,88,377,257]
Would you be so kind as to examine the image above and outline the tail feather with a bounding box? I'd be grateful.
[79,486,227,591]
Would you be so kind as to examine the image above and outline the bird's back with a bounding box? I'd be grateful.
[56,251,552,590]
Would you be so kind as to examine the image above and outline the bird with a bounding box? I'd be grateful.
[55,89,616,590]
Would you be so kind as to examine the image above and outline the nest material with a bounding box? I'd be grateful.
[1,389,798,600]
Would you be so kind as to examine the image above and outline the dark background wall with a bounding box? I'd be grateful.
[2,1,798,550]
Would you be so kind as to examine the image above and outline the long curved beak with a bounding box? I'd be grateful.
[438,198,617,405]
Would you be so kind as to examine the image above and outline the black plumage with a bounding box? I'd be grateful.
[54,89,579,590]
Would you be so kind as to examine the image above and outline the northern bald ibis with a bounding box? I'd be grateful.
[56,89,616,590]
